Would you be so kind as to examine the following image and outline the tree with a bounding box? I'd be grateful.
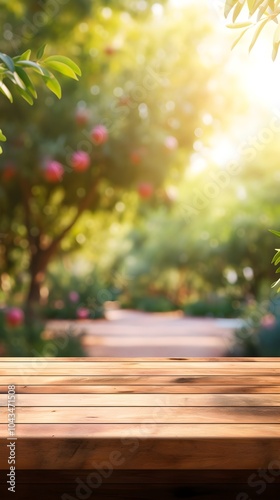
[0,47,81,153]
[1,1,246,320]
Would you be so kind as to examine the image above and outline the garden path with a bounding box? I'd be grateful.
[47,306,241,357]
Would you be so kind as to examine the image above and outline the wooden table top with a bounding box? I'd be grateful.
[1,357,280,471]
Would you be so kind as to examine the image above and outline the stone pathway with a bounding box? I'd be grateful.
[47,307,241,357]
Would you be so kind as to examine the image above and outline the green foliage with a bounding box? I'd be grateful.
[0,311,85,356]
[228,297,280,356]
[0,48,81,153]
[0,1,245,315]
[2,0,280,360]
[106,138,280,311]
[120,294,178,313]
[225,0,280,59]
[184,296,242,318]
[270,229,280,290]
[43,267,105,320]
[0,129,6,153]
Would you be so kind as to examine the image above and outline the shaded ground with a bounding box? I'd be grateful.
[47,306,241,357]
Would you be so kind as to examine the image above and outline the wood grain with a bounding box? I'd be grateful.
[1,436,280,469]
[2,356,278,361]
[3,360,280,368]
[1,384,280,394]
[1,393,279,406]
[2,423,280,438]
[2,361,280,375]
[2,375,280,385]
[1,357,280,480]
[1,405,280,424]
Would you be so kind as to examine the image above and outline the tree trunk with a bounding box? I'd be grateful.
[28,274,42,303]
[25,251,51,324]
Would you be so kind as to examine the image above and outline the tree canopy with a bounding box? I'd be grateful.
[0,0,246,315]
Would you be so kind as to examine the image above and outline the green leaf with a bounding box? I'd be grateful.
[16,60,51,77]
[11,70,27,90]
[13,50,31,62]
[272,250,280,263]
[269,229,280,237]
[43,55,81,76]
[0,52,15,72]
[274,254,280,266]
[16,86,34,105]
[43,60,79,80]
[0,81,13,102]
[36,44,47,60]
[0,129,7,141]
[14,66,37,98]
[272,277,280,288]
[43,75,62,98]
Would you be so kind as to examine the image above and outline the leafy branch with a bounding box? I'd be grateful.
[269,229,280,290]
[0,45,81,154]
[225,0,280,59]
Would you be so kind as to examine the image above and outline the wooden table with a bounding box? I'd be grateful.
[1,357,280,499]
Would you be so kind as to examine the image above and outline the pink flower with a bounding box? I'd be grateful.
[5,307,24,327]
[71,151,90,172]
[69,291,80,303]
[77,307,90,319]
[43,160,64,183]
[91,125,108,145]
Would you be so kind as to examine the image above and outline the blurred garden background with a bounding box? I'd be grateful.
[1,0,280,357]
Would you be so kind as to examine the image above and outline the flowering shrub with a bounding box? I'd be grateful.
[0,309,85,357]
[43,270,106,320]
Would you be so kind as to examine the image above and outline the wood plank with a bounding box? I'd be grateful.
[1,375,280,385]
[3,362,280,375]
[1,423,280,438]
[2,384,280,394]
[2,356,278,361]
[1,406,280,423]
[1,357,280,481]
[2,393,280,406]
[3,360,280,369]
[1,435,280,469]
